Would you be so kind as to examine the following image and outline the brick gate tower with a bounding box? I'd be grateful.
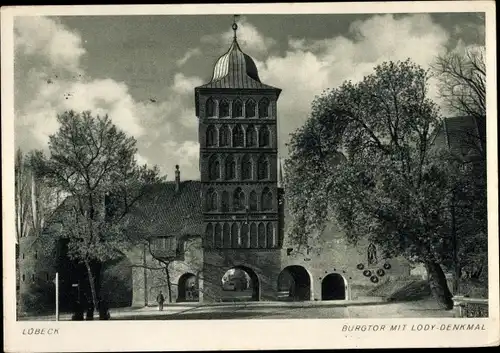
[194,19,283,302]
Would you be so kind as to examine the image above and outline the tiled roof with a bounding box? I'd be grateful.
[127,181,203,239]
[196,39,280,91]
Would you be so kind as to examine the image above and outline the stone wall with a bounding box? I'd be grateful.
[281,218,411,300]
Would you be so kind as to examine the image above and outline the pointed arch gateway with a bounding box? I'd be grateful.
[177,273,198,302]
[277,266,312,301]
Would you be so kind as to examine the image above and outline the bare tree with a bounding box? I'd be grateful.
[433,46,485,120]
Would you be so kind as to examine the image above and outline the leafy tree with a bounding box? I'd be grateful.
[285,59,460,309]
[31,110,164,316]
[433,46,487,294]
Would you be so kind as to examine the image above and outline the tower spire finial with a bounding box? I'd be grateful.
[232,15,240,40]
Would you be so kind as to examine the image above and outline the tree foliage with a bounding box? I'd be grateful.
[285,59,460,308]
[31,110,165,313]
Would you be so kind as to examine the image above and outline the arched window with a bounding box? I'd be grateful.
[231,223,239,248]
[225,156,235,180]
[232,125,244,147]
[214,223,222,248]
[246,125,256,147]
[219,99,229,118]
[221,191,229,212]
[259,126,270,147]
[220,125,230,146]
[240,223,249,248]
[232,99,243,118]
[233,188,245,211]
[261,187,273,211]
[259,98,270,118]
[223,223,231,248]
[246,99,256,118]
[258,223,266,248]
[250,223,258,248]
[205,223,214,248]
[257,155,269,180]
[206,125,216,147]
[241,155,252,180]
[207,188,218,211]
[206,98,215,117]
[249,190,258,211]
[208,155,220,180]
[266,223,274,248]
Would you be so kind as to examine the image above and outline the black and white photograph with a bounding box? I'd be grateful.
[2,2,498,351]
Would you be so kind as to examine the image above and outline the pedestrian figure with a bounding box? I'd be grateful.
[157,291,165,311]
[86,302,94,320]
[99,300,111,320]
[72,300,84,321]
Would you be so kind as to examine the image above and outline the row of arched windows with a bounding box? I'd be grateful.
[208,154,270,181]
[206,124,270,148]
[206,97,270,119]
[206,187,273,212]
[204,222,276,249]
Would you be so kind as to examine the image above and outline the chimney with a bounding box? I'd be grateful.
[175,165,181,192]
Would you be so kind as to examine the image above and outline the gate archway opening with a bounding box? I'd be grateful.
[221,266,260,302]
[278,265,311,301]
[177,273,199,302]
[322,273,346,300]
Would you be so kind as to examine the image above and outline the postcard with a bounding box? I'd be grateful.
[2,2,498,352]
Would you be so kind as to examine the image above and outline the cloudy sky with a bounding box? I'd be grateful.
[14,12,485,181]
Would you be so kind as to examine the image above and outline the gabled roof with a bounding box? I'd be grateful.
[127,181,203,239]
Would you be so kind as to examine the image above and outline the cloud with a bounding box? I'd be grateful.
[201,16,276,58]
[14,16,203,180]
[15,17,85,74]
[255,14,451,154]
[176,48,201,67]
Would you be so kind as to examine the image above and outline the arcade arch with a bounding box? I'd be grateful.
[277,265,311,301]
[221,266,260,301]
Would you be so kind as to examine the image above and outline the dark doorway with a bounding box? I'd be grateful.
[322,273,346,300]
[278,266,311,301]
[221,266,259,302]
[177,273,198,302]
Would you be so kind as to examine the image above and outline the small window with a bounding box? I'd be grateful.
[22,274,25,282]
[232,100,243,118]
[206,98,216,117]
[259,126,270,147]
[257,155,269,180]
[246,99,256,118]
[219,100,229,118]
[241,155,252,180]
[246,125,256,147]
[259,98,270,118]
[232,125,244,147]
[206,125,217,147]
[22,253,24,259]
[220,125,230,147]
[34,251,38,259]
[32,274,35,281]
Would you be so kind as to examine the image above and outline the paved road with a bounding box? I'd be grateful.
[112,299,455,320]
[19,299,456,321]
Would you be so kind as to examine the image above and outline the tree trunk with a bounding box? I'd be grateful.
[84,260,99,316]
[425,261,454,310]
[165,265,172,304]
